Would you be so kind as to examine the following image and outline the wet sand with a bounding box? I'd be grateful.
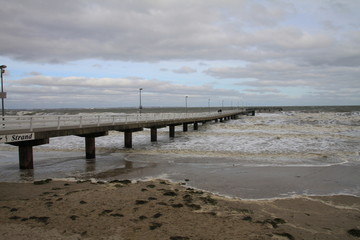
[1,179,360,240]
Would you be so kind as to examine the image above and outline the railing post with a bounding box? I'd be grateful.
[97,116,100,126]
[57,116,61,130]
[112,116,115,125]
[30,117,33,131]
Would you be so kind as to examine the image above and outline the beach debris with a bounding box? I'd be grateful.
[69,215,78,220]
[171,203,184,208]
[163,190,177,196]
[257,218,286,228]
[99,209,113,216]
[348,228,360,237]
[182,194,193,203]
[200,196,218,205]
[138,215,148,220]
[273,232,295,240]
[157,202,168,206]
[110,179,132,184]
[185,204,201,210]
[242,216,252,221]
[29,216,50,224]
[33,179,52,185]
[110,213,124,217]
[153,213,162,218]
[79,200,87,204]
[135,200,148,205]
[170,237,190,240]
[149,222,162,230]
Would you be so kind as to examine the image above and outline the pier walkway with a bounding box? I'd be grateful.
[0,110,251,169]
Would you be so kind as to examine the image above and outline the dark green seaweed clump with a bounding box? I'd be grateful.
[348,228,360,237]
[33,179,52,185]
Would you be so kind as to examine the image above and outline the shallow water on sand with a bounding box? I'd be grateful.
[0,108,359,199]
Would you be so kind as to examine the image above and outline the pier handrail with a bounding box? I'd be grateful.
[0,110,240,132]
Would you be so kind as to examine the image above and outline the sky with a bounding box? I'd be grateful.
[0,0,359,109]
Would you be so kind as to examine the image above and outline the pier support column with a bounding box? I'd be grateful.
[169,125,175,138]
[78,132,108,159]
[183,123,188,132]
[85,137,95,159]
[9,139,49,169]
[119,128,143,149]
[214,119,218,123]
[193,122,198,130]
[124,131,132,148]
[151,127,157,142]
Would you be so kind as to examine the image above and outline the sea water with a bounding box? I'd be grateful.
[0,106,359,199]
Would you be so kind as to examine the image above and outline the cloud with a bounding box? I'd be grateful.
[172,66,197,74]
[7,75,241,108]
[0,0,358,67]
[206,61,360,88]
[1,0,360,107]
[205,60,360,104]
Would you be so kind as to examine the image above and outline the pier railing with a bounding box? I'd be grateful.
[0,110,239,132]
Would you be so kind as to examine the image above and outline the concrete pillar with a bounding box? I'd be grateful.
[183,123,188,132]
[9,139,49,170]
[78,132,108,159]
[169,125,175,138]
[151,127,157,142]
[85,136,96,159]
[193,122,198,130]
[19,145,33,169]
[214,119,218,123]
[124,131,132,148]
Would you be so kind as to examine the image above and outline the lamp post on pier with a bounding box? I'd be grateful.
[208,98,210,113]
[139,88,143,114]
[0,65,7,119]
[185,96,188,114]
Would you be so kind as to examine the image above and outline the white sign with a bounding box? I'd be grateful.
[0,133,35,143]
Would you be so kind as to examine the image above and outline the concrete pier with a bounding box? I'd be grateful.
[151,127,157,142]
[169,125,176,138]
[183,123,188,132]
[78,132,108,159]
[1,110,249,169]
[9,139,49,169]
[124,131,132,148]
[121,128,143,148]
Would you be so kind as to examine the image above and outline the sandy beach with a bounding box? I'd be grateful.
[0,179,359,240]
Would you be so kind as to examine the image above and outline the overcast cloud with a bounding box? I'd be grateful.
[0,0,359,108]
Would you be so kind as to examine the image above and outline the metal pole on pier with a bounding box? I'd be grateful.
[0,65,7,126]
[208,98,210,113]
[139,88,143,114]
